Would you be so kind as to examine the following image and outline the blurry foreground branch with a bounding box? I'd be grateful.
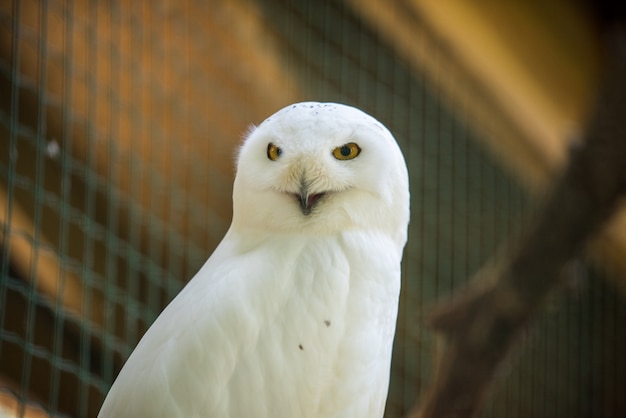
[410,23,626,418]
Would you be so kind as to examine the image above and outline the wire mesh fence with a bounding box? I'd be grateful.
[0,1,624,417]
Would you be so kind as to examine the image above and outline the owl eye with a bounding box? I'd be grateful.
[267,143,282,161]
[332,142,361,160]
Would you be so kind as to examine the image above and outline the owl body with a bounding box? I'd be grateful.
[99,102,409,417]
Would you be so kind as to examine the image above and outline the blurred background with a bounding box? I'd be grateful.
[1,0,625,417]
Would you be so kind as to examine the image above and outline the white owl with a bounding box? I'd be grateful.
[99,102,410,417]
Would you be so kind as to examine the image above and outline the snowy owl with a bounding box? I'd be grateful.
[99,102,410,417]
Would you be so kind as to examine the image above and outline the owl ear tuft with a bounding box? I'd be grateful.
[243,124,257,140]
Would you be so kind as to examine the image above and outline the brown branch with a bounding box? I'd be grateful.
[409,23,626,418]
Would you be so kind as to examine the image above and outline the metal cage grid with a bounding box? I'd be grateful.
[0,1,624,417]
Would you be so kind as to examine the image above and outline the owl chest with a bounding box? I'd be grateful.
[256,236,391,341]
[230,236,399,416]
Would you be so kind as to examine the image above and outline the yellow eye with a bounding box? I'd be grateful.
[267,142,282,161]
[332,142,361,160]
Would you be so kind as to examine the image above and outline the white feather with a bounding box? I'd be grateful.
[99,102,410,417]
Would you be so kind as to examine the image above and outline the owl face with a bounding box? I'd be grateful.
[232,102,409,246]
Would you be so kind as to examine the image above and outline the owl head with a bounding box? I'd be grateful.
[231,102,409,249]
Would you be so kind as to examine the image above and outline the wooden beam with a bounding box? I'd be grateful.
[0,183,102,325]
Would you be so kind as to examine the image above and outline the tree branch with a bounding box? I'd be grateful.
[409,23,626,418]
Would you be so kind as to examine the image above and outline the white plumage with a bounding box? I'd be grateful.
[99,102,410,417]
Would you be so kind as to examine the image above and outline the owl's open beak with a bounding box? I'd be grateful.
[298,191,325,216]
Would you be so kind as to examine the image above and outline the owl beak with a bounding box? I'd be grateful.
[298,190,325,216]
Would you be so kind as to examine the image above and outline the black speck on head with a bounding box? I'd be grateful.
[324,320,331,327]
[298,344,303,350]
